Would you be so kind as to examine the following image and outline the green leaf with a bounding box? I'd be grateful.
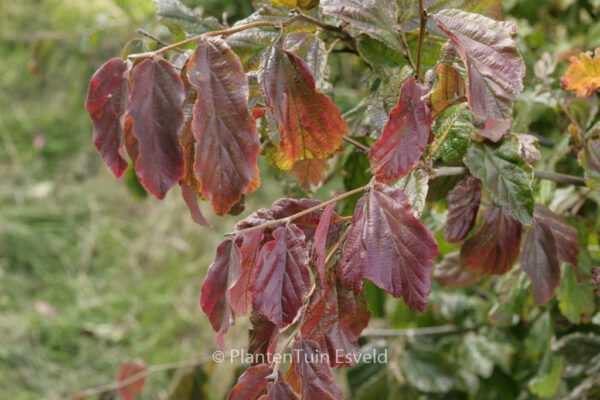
[393,169,429,218]
[557,265,595,324]
[527,353,565,398]
[321,0,403,51]
[157,0,224,34]
[431,103,473,164]
[464,135,534,225]
[356,36,406,71]
[341,145,372,214]
[364,280,386,318]
[581,122,600,190]
[460,332,513,379]
[553,333,600,378]
[402,342,455,393]
[170,365,211,399]
[347,343,391,399]
[524,312,552,361]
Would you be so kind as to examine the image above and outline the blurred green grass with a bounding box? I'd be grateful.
[0,0,276,398]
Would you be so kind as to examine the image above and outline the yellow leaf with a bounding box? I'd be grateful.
[561,49,600,98]
[430,63,466,119]
[271,0,319,10]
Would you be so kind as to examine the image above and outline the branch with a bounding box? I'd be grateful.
[430,166,587,186]
[534,170,586,186]
[343,136,370,153]
[362,324,472,338]
[70,356,210,399]
[225,184,369,237]
[398,30,417,74]
[415,0,428,82]
[127,11,349,60]
[135,28,172,48]
[128,15,302,59]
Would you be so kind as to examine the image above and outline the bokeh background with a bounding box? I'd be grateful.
[1,0,600,399]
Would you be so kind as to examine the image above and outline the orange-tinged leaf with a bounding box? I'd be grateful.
[561,48,600,98]
[430,63,466,119]
[227,364,272,400]
[187,37,261,215]
[117,361,146,400]
[259,38,348,170]
[290,158,329,189]
[180,183,211,228]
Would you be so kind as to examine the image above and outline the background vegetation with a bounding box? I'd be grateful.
[0,0,599,399]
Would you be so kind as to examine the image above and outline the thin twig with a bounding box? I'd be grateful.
[128,11,348,60]
[343,136,370,153]
[398,30,417,74]
[71,356,210,399]
[430,166,587,186]
[128,15,302,59]
[415,0,428,82]
[135,28,171,47]
[362,325,471,338]
[295,10,345,34]
[225,185,369,237]
[534,170,586,186]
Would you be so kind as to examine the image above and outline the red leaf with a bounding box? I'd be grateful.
[200,239,239,349]
[117,361,146,400]
[259,38,348,170]
[227,229,264,316]
[248,311,280,365]
[227,364,272,400]
[290,339,344,400]
[431,9,525,121]
[521,222,560,305]
[265,380,299,400]
[434,252,479,288]
[340,184,439,311]
[444,176,482,242]
[478,118,512,143]
[128,58,185,199]
[313,202,337,285]
[369,77,432,183]
[300,278,370,367]
[460,205,522,275]
[85,58,128,178]
[180,183,211,228]
[534,205,579,267]
[249,224,311,326]
[187,37,261,215]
